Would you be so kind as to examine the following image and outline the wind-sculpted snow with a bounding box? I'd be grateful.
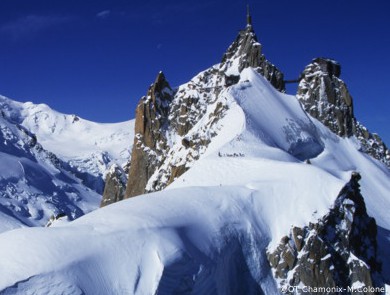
[0,166,345,294]
[228,69,324,161]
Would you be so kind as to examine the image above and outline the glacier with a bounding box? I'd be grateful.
[0,95,134,232]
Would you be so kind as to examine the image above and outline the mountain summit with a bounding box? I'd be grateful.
[114,12,288,202]
[220,9,285,91]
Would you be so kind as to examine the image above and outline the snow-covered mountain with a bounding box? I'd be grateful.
[1,96,134,184]
[0,14,389,295]
[0,95,133,232]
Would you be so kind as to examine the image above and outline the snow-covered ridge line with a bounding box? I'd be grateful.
[1,94,134,160]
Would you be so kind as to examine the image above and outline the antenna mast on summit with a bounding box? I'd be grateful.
[246,4,252,26]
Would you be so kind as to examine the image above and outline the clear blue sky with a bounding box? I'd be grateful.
[0,0,389,144]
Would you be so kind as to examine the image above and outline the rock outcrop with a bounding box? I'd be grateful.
[297,58,353,137]
[220,23,285,91]
[297,58,389,167]
[125,71,174,198]
[124,67,227,198]
[267,172,384,294]
[100,164,127,207]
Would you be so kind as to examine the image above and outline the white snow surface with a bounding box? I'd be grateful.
[0,69,389,294]
[0,95,134,232]
[0,95,134,178]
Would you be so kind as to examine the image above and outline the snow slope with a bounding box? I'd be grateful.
[0,180,343,294]
[0,95,134,232]
[0,69,389,294]
[0,95,134,185]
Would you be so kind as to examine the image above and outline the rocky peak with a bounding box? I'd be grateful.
[124,71,175,198]
[220,18,285,91]
[221,25,259,67]
[123,20,291,200]
[134,71,173,148]
[100,163,127,207]
[297,57,354,137]
[297,58,389,168]
[268,172,384,294]
[312,57,341,78]
[123,62,229,199]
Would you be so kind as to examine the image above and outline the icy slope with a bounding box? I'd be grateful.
[0,109,101,232]
[0,68,389,293]
[0,95,134,231]
[0,95,134,189]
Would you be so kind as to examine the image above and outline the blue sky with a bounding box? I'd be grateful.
[0,0,389,144]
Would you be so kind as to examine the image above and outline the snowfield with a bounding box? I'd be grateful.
[0,69,389,294]
[0,95,134,232]
[1,95,134,178]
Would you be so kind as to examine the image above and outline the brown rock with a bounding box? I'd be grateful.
[100,164,127,207]
[125,71,174,198]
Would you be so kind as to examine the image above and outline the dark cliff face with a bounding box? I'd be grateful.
[267,172,384,294]
[297,58,389,168]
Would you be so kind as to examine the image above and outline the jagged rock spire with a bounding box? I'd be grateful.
[125,71,174,198]
[220,11,285,92]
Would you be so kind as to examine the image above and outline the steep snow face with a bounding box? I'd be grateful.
[0,95,134,191]
[1,67,389,294]
[230,69,324,160]
[170,68,390,235]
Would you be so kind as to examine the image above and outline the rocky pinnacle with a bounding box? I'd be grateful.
[297,58,389,168]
